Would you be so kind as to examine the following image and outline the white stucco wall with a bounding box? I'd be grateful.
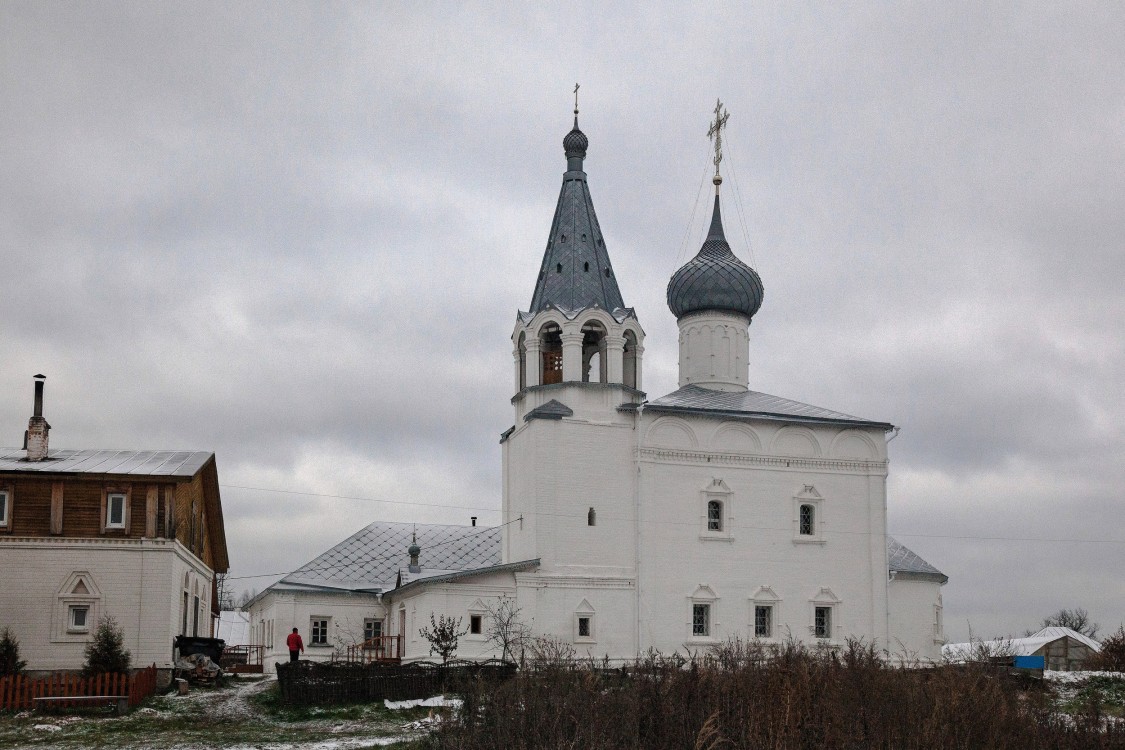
[247,589,385,673]
[0,537,212,671]
[887,578,944,662]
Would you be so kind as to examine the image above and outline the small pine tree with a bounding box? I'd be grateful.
[83,615,131,676]
[0,627,27,676]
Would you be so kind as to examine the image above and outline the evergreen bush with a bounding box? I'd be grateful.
[0,627,27,676]
[82,614,131,676]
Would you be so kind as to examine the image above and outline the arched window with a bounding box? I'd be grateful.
[540,323,562,385]
[799,504,815,536]
[581,320,607,383]
[707,500,723,531]
[623,330,639,389]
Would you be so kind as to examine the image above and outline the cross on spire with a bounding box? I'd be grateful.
[573,82,580,115]
[707,98,730,192]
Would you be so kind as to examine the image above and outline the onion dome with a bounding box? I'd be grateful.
[667,196,764,320]
[563,116,588,159]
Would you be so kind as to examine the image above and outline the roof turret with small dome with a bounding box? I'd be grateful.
[667,101,764,321]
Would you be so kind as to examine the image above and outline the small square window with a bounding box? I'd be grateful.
[69,605,90,632]
[578,616,591,638]
[311,618,329,645]
[754,605,772,638]
[106,493,126,529]
[470,614,482,635]
[814,606,832,639]
[692,603,710,637]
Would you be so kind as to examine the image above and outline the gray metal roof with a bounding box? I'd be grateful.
[0,448,213,478]
[524,399,573,422]
[389,559,541,600]
[278,521,502,593]
[525,117,629,318]
[667,196,764,320]
[887,536,948,583]
[645,385,892,429]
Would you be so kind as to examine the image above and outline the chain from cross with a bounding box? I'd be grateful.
[707,98,730,178]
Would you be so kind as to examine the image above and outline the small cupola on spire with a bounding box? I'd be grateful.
[667,102,764,392]
[408,529,421,574]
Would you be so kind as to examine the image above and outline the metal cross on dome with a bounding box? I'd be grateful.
[707,98,730,182]
[573,82,580,114]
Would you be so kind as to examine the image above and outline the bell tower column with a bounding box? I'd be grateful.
[605,335,625,383]
[561,331,584,382]
[525,338,542,388]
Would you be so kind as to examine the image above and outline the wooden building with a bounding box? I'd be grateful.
[0,376,229,674]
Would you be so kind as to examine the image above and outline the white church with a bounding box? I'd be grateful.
[247,104,947,667]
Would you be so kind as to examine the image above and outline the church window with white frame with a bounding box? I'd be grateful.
[707,500,723,531]
[809,588,840,641]
[574,599,596,643]
[754,605,773,638]
[699,479,733,541]
[692,603,711,637]
[792,485,825,543]
[814,606,832,638]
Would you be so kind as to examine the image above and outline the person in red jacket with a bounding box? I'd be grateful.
[286,628,304,662]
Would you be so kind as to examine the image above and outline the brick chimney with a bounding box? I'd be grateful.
[24,374,50,461]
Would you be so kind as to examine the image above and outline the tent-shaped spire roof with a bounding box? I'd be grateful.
[526,110,627,317]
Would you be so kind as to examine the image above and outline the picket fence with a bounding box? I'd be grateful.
[0,664,158,711]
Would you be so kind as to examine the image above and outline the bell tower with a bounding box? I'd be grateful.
[502,93,644,580]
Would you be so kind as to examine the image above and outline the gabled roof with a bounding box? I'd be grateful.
[524,399,573,422]
[943,627,1101,661]
[0,448,213,478]
[269,521,502,596]
[645,385,892,429]
[389,559,540,600]
[887,537,947,584]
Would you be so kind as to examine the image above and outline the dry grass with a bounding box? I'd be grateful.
[427,637,1125,749]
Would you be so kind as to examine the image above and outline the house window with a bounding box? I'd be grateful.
[106,493,126,529]
[311,618,329,645]
[69,605,90,632]
[588,507,596,526]
[755,605,773,638]
[470,615,482,635]
[814,606,832,639]
[0,489,9,527]
[578,616,591,638]
[707,500,723,531]
[692,603,711,637]
[364,619,383,643]
[799,504,815,536]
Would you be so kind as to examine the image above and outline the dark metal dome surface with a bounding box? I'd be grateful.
[667,196,763,320]
[563,118,588,158]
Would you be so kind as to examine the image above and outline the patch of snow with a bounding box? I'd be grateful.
[1044,670,1125,684]
[384,694,462,710]
[33,724,62,732]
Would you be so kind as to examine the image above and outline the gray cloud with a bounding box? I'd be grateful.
[2,1,1122,641]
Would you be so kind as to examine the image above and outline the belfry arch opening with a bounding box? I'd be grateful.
[517,332,527,391]
[539,323,562,385]
[623,330,639,389]
[581,321,607,383]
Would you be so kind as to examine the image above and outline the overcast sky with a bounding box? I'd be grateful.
[2,2,1122,643]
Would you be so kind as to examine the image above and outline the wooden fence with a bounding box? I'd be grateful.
[276,659,515,706]
[0,664,159,711]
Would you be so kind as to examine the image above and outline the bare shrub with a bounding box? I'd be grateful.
[1088,625,1125,672]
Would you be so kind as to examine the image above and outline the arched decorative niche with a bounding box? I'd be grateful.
[771,427,822,458]
[644,417,698,449]
[829,430,879,459]
[710,423,763,454]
